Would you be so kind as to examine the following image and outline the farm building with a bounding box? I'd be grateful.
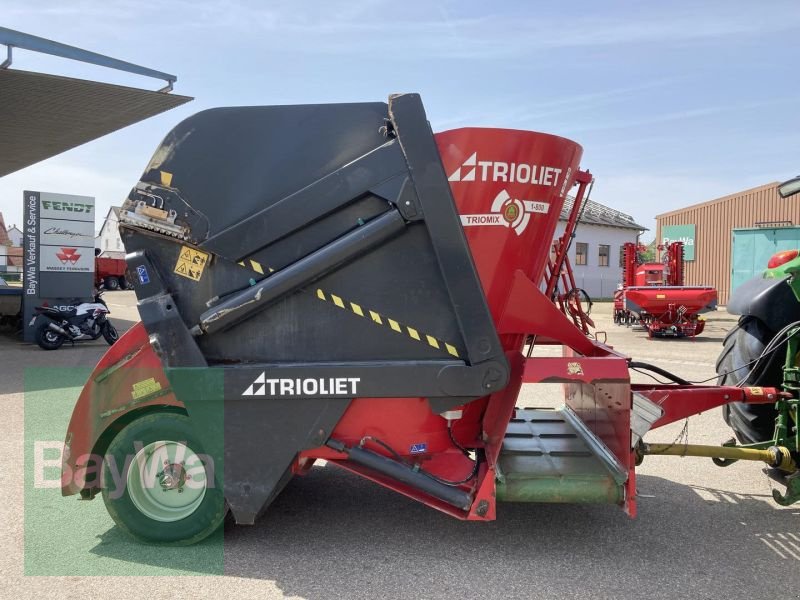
[554,198,647,299]
[656,182,800,305]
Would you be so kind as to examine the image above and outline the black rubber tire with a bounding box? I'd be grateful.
[105,276,120,290]
[102,412,226,545]
[716,316,782,443]
[35,321,64,350]
[118,276,128,290]
[102,320,119,345]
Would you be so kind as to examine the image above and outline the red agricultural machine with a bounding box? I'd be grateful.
[60,94,798,544]
[95,252,130,290]
[614,241,717,337]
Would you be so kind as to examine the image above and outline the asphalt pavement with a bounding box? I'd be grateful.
[1,292,798,599]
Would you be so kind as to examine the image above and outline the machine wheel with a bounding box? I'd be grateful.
[716,316,782,444]
[102,412,226,545]
[118,276,128,290]
[35,322,64,350]
[105,276,120,290]
[102,321,119,345]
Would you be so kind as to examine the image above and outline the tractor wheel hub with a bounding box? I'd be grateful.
[128,441,207,522]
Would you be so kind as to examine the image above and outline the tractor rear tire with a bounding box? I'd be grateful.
[716,316,782,444]
[102,412,226,545]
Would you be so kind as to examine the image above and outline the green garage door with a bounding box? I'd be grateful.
[732,227,800,292]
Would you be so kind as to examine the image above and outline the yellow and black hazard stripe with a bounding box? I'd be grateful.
[235,258,461,358]
[237,258,272,275]
[315,288,460,358]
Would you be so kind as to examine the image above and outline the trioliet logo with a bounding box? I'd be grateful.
[243,372,361,397]
[447,152,563,188]
[459,189,550,236]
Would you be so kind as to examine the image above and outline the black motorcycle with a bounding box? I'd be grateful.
[32,290,119,350]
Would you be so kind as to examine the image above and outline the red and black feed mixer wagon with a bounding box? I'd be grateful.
[60,94,798,544]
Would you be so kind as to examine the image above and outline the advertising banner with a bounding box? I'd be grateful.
[39,245,94,272]
[39,218,94,248]
[22,191,96,342]
[662,224,696,261]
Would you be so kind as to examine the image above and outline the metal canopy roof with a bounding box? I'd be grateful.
[0,69,191,177]
[0,27,191,178]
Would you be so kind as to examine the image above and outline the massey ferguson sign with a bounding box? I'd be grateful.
[36,192,95,275]
[40,246,92,272]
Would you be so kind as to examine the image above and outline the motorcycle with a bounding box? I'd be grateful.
[31,289,119,350]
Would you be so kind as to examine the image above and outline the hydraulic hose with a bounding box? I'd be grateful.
[629,361,690,385]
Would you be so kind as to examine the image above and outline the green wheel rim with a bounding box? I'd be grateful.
[127,440,207,522]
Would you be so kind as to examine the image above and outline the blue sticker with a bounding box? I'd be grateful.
[410,443,427,455]
[136,265,150,284]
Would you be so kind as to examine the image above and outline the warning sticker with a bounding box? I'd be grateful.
[174,246,209,281]
[131,377,163,400]
[567,361,584,375]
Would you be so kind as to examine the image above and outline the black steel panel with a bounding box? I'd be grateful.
[122,94,508,387]
[126,250,207,368]
[242,194,392,273]
[198,210,405,335]
[223,397,350,524]
[136,102,390,238]
[167,367,350,525]
[388,94,504,366]
[203,142,408,260]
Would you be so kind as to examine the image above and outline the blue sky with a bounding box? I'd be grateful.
[2,0,799,238]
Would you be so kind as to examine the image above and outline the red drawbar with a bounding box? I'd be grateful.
[635,384,781,429]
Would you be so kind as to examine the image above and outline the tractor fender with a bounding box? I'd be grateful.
[727,274,800,333]
[61,322,182,497]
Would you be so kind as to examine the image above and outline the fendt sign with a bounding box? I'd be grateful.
[22,191,96,341]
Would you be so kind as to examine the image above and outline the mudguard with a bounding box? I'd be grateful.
[61,322,180,497]
[727,275,800,333]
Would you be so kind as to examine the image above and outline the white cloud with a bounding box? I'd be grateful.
[8,1,799,60]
